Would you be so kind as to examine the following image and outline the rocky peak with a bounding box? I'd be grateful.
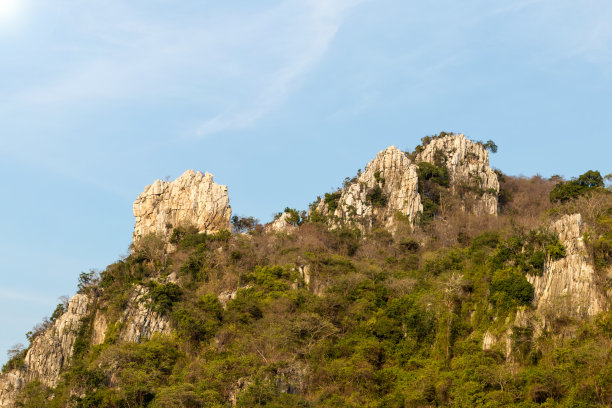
[528,213,607,320]
[133,170,232,242]
[314,146,422,231]
[416,133,499,215]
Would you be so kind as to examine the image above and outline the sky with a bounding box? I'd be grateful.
[0,0,611,365]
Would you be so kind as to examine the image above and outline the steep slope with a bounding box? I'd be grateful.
[0,294,91,406]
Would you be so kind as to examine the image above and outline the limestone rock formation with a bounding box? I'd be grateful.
[314,146,422,231]
[266,212,298,233]
[528,213,607,319]
[0,294,92,407]
[91,285,172,346]
[119,285,172,343]
[416,133,499,215]
[133,170,231,242]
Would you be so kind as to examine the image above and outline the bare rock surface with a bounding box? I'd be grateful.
[266,212,298,233]
[0,294,92,407]
[528,214,607,319]
[119,285,172,343]
[314,146,422,231]
[416,133,499,215]
[133,170,231,242]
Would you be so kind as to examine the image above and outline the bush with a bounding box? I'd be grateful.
[550,170,604,203]
[147,282,183,314]
[324,191,342,212]
[366,185,388,207]
[490,268,534,310]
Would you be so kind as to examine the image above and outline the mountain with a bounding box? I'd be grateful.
[1,133,610,408]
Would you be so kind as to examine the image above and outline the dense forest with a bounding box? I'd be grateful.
[2,136,611,408]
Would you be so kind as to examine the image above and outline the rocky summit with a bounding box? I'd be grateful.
[133,170,231,242]
[1,133,610,408]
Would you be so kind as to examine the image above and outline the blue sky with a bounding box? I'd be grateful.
[0,0,611,364]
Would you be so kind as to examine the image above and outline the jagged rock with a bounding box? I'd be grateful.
[416,133,499,215]
[133,170,231,242]
[0,372,23,408]
[265,212,298,233]
[0,294,92,408]
[119,285,172,343]
[528,214,607,320]
[314,146,422,231]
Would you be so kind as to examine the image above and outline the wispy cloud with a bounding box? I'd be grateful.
[7,0,368,139]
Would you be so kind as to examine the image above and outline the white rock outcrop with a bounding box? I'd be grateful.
[0,294,92,407]
[416,133,499,215]
[119,285,172,343]
[133,170,231,242]
[314,146,422,231]
[266,212,298,233]
[528,214,607,320]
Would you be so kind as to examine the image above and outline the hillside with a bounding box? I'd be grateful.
[1,133,610,408]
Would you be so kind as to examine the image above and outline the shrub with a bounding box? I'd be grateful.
[490,268,534,310]
[147,282,183,314]
[366,185,388,207]
[324,191,342,212]
[550,170,604,203]
[232,216,260,234]
[2,344,27,373]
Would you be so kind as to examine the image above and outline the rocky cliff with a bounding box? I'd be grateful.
[528,213,607,320]
[416,133,499,215]
[133,170,231,242]
[0,294,91,407]
[314,146,422,231]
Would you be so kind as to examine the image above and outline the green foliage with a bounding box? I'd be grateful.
[490,228,566,276]
[147,282,183,314]
[483,140,498,153]
[72,313,94,359]
[416,161,450,224]
[550,170,604,202]
[2,344,26,373]
[13,169,612,408]
[283,207,304,226]
[232,215,260,234]
[170,225,200,245]
[77,269,98,293]
[490,268,534,310]
[50,302,66,322]
[171,295,222,344]
[366,185,388,207]
[324,191,342,212]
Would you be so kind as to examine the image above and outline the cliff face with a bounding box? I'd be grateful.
[528,213,607,320]
[314,146,422,231]
[91,285,172,346]
[416,134,499,215]
[0,294,92,407]
[483,213,608,357]
[133,170,231,241]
